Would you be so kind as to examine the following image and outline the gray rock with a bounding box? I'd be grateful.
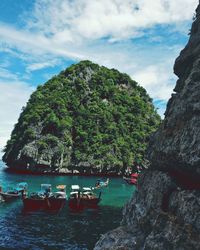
[94,226,137,250]
[95,171,200,249]
[147,4,200,175]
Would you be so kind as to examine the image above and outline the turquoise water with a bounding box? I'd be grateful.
[0,161,135,249]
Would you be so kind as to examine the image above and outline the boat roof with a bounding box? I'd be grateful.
[56,185,66,189]
[70,191,79,195]
[40,184,52,190]
[82,187,92,191]
[17,182,28,186]
[131,173,138,177]
[83,191,93,195]
[15,182,28,191]
[41,184,51,187]
[71,185,80,190]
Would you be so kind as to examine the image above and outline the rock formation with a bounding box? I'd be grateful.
[95,2,200,249]
[2,61,160,174]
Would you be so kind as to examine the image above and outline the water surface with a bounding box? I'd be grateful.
[0,161,135,249]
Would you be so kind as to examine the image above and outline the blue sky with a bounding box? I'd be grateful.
[0,0,199,155]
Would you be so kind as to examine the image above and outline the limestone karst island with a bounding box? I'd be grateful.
[0,1,200,250]
[2,61,160,175]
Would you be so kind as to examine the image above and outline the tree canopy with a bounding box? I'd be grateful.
[3,60,161,174]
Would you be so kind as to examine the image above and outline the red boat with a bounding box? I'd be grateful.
[123,173,139,185]
[68,185,101,211]
[22,184,66,213]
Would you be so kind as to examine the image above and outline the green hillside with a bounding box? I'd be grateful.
[3,61,160,174]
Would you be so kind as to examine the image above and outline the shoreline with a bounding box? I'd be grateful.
[4,167,123,178]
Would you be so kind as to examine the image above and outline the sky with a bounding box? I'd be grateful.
[0,0,199,157]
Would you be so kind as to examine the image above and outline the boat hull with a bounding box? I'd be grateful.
[69,197,101,211]
[23,197,66,213]
[123,177,137,185]
[0,192,20,202]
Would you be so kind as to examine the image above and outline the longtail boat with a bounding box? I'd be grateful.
[123,173,139,185]
[68,185,101,211]
[0,182,28,202]
[22,184,66,213]
[92,178,109,189]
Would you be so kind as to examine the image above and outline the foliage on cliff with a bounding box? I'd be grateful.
[3,60,160,173]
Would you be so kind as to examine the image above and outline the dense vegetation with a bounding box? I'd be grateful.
[3,61,161,174]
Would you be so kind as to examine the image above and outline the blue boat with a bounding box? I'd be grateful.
[93,178,109,189]
[0,182,28,202]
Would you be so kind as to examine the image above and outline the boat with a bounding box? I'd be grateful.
[68,185,84,211]
[22,184,66,213]
[123,173,139,185]
[0,182,28,202]
[68,185,101,211]
[82,187,101,208]
[92,178,109,189]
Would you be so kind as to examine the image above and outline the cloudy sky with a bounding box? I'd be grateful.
[0,0,199,157]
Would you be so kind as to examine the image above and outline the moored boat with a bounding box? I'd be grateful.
[68,185,101,211]
[68,185,84,211]
[82,187,101,208]
[92,178,109,189]
[0,182,28,202]
[22,184,66,213]
[123,173,138,185]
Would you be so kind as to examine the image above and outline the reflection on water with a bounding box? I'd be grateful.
[0,161,135,249]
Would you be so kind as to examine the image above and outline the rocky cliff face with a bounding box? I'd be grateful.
[95,3,200,250]
[147,4,200,177]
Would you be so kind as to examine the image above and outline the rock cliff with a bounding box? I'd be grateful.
[2,61,160,174]
[95,2,200,249]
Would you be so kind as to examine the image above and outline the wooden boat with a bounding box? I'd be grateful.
[22,184,66,213]
[68,185,101,211]
[123,173,138,185]
[93,178,109,189]
[0,182,28,202]
[81,187,101,209]
[68,185,84,211]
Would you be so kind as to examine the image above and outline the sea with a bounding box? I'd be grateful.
[0,161,135,250]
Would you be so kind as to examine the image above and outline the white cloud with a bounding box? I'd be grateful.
[0,67,19,80]
[133,63,177,101]
[0,0,197,61]
[0,23,86,61]
[26,60,60,72]
[0,80,34,156]
[26,0,198,41]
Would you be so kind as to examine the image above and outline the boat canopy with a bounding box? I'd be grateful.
[131,173,138,178]
[40,184,52,192]
[83,187,92,191]
[71,185,80,190]
[17,182,28,186]
[70,191,79,195]
[56,185,66,190]
[16,182,28,191]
